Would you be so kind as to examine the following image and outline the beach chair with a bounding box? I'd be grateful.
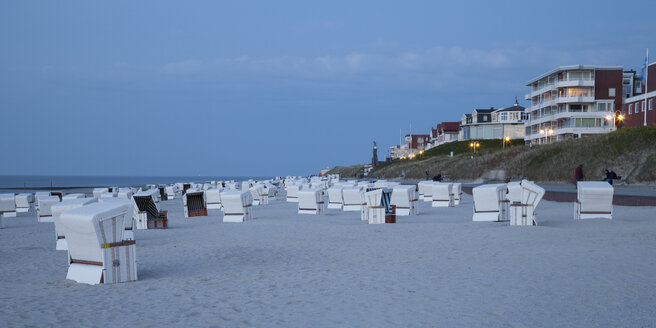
[341,186,366,217]
[575,181,613,220]
[298,189,325,215]
[509,180,545,226]
[418,181,435,202]
[205,188,223,210]
[50,191,63,201]
[99,197,138,239]
[364,188,395,224]
[221,190,253,223]
[59,202,137,285]
[431,183,454,207]
[117,189,133,199]
[15,193,34,214]
[182,183,192,195]
[37,195,60,222]
[92,188,109,198]
[52,198,98,250]
[165,186,176,200]
[0,193,17,218]
[327,186,344,210]
[250,184,269,206]
[391,185,417,216]
[286,185,302,202]
[452,183,463,205]
[62,193,85,200]
[472,184,509,222]
[506,181,522,204]
[133,189,168,228]
[184,190,208,218]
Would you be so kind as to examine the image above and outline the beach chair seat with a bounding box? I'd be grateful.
[184,190,207,218]
[364,188,395,224]
[60,202,137,285]
[327,186,344,210]
[298,189,325,215]
[431,183,454,207]
[575,181,613,220]
[52,198,98,250]
[509,180,545,226]
[391,185,418,216]
[133,189,168,228]
[221,190,253,223]
[472,184,509,222]
[37,195,60,222]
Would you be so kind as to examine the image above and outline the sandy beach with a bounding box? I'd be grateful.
[1,191,655,328]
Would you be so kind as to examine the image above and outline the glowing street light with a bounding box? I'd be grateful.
[503,136,510,149]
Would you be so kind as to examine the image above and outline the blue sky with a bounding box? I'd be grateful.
[1,0,654,176]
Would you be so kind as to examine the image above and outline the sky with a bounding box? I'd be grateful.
[1,0,655,177]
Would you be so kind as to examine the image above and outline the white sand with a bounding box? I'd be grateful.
[1,194,655,327]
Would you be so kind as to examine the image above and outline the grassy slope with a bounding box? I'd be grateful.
[328,126,656,183]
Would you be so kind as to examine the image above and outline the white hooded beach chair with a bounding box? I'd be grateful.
[341,186,366,214]
[221,190,253,223]
[298,189,325,215]
[15,193,34,214]
[184,190,208,218]
[99,197,138,239]
[165,186,176,200]
[62,193,85,200]
[286,185,302,202]
[575,181,613,220]
[364,188,395,224]
[37,195,60,222]
[132,189,168,229]
[472,184,509,222]
[431,183,454,207]
[117,189,133,199]
[509,180,545,226]
[0,193,17,218]
[205,188,223,210]
[250,184,269,206]
[506,181,522,204]
[327,186,344,210]
[60,202,137,285]
[418,181,434,202]
[391,185,418,216]
[452,183,463,205]
[52,198,98,250]
[92,188,109,198]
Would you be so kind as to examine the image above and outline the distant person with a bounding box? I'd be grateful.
[425,170,430,180]
[574,164,584,184]
[604,169,618,185]
[432,174,442,182]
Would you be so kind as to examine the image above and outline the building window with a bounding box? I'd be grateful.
[629,104,633,114]
[643,101,647,112]
[608,88,615,97]
[637,101,641,113]
[650,99,653,110]
[500,112,508,121]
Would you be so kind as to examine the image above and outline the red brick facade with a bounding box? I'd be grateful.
[594,68,623,112]
[623,93,656,127]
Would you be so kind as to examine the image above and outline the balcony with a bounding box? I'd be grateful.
[556,95,595,103]
[556,79,595,88]
[526,83,557,100]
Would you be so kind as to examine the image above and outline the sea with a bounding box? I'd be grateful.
[0,175,272,193]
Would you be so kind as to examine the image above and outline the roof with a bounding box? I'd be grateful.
[525,65,623,85]
[474,108,495,114]
[439,122,460,132]
[495,105,525,112]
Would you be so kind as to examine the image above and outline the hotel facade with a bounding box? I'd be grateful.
[623,62,656,128]
[524,65,623,144]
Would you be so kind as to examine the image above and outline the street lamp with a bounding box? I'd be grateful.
[470,141,480,153]
[605,110,625,131]
[503,136,510,149]
[539,129,554,144]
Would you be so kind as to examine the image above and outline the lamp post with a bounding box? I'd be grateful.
[469,141,480,154]
[503,136,510,149]
[539,129,554,144]
[605,110,624,131]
